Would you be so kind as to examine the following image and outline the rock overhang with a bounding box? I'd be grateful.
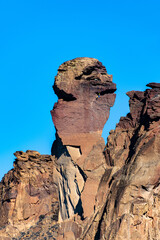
[53,57,116,101]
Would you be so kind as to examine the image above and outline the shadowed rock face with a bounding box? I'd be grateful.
[51,57,116,163]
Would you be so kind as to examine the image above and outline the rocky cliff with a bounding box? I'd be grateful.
[83,82,160,240]
[0,58,159,240]
[0,151,59,239]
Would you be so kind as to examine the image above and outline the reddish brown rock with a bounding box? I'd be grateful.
[52,58,116,135]
[51,57,116,166]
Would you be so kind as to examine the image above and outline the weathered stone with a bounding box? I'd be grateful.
[50,58,116,225]
[81,178,100,218]
[51,57,116,166]
[0,151,59,239]
[146,82,160,88]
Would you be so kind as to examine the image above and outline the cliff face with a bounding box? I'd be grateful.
[84,82,160,240]
[51,57,116,165]
[0,58,159,240]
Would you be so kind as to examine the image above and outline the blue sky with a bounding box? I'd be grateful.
[0,0,160,180]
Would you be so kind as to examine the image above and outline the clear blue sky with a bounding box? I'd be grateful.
[0,0,160,180]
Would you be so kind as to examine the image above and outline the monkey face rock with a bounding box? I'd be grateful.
[51,57,116,165]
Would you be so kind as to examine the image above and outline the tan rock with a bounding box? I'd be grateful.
[81,178,99,218]
[63,231,75,240]
[0,152,59,238]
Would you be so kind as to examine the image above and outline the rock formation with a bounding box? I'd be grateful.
[51,57,116,166]
[0,57,159,240]
[0,151,59,239]
[51,57,116,219]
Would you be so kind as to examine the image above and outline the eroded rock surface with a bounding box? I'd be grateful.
[0,151,59,239]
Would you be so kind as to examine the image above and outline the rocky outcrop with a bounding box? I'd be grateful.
[0,57,159,240]
[0,149,85,240]
[0,151,59,239]
[51,58,116,220]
